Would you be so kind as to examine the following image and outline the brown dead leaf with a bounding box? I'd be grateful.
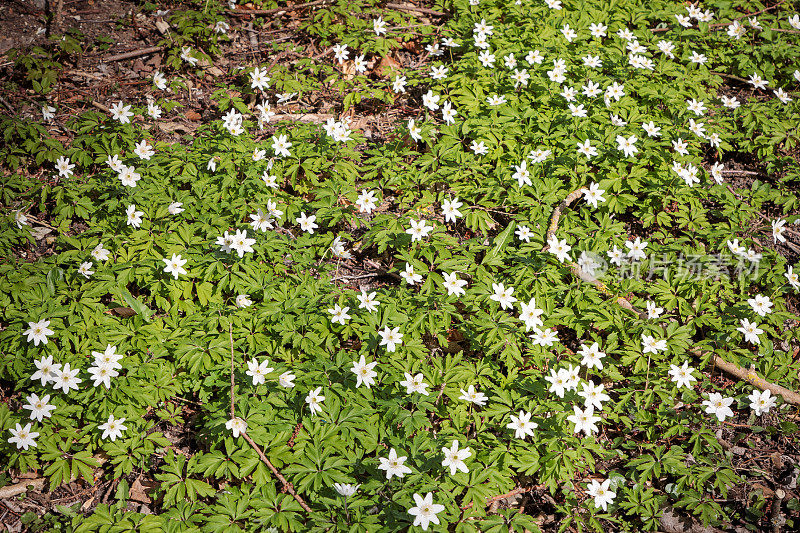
[375,55,400,78]
[186,110,202,121]
[130,476,152,504]
[110,307,136,318]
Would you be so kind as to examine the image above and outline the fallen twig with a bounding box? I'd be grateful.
[227,0,329,16]
[0,477,45,499]
[545,190,800,406]
[228,323,312,513]
[386,2,447,16]
[102,46,164,63]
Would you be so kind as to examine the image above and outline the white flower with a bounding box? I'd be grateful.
[490,283,517,310]
[748,389,776,416]
[30,355,61,385]
[442,272,468,297]
[407,118,422,141]
[641,334,667,354]
[23,319,54,346]
[391,75,406,94]
[577,139,597,159]
[52,362,81,393]
[23,393,56,422]
[328,304,351,325]
[134,140,154,160]
[772,219,787,244]
[235,294,252,308]
[507,410,538,439]
[441,440,471,475]
[180,46,199,66]
[625,237,647,261]
[153,71,167,90]
[42,104,56,121]
[8,423,39,450]
[279,371,296,388]
[582,182,606,208]
[407,493,445,531]
[511,68,530,88]
[332,44,349,64]
[407,219,433,242]
[351,355,378,388]
[511,160,531,187]
[547,234,572,263]
[530,327,559,347]
[379,326,403,352]
[125,204,144,228]
[272,134,292,158]
[162,254,188,279]
[356,288,379,312]
[567,405,600,436]
[589,22,607,38]
[98,414,128,441]
[587,479,616,511]
[516,225,533,242]
[668,361,697,389]
[702,392,734,422]
[737,318,764,344]
[642,121,661,137]
[748,73,768,90]
[379,448,412,480]
[459,384,487,406]
[786,266,800,290]
[430,65,448,80]
[225,417,247,437]
[109,101,134,124]
[578,381,610,411]
[246,358,274,386]
[353,55,368,74]
[646,301,663,319]
[441,101,457,124]
[168,202,184,215]
[747,294,773,317]
[56,156,75,178]
[422,90,440,111]
[471,140,488,155]
[88,363,118,388]
[486,94,507,106]
[399,373,429,395]
[478,50,496,68]
[93,345,122,370]
[230,229,256,257]
[578,342,606,370]
[356,189,378,214]
[400,263,423,285]
[334,483,360,497]
[117,165,141,188]
[305,387,325,415]
[14,210,29,228]
[296,212,318,234]
[789,14,800,30]
[249,66,271,91]
[616,135,638,158]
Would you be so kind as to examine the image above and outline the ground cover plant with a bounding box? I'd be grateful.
[1,0,800,531]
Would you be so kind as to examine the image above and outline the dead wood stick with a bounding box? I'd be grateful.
[545,189,800,406]
[708,356,800,406]
[228,0,329,16]
[102,46,163,63]
[228,323,312,512]
[0,477,45,499]
[386,3,447,16]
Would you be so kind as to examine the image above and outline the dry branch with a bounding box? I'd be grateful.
[0,477,45,499]
[386,3,447,16]
[545,190,800,406]
[227,0,329,16]
[101,46,164,63]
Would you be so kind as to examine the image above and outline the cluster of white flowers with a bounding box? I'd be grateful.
[10,343,130,450]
